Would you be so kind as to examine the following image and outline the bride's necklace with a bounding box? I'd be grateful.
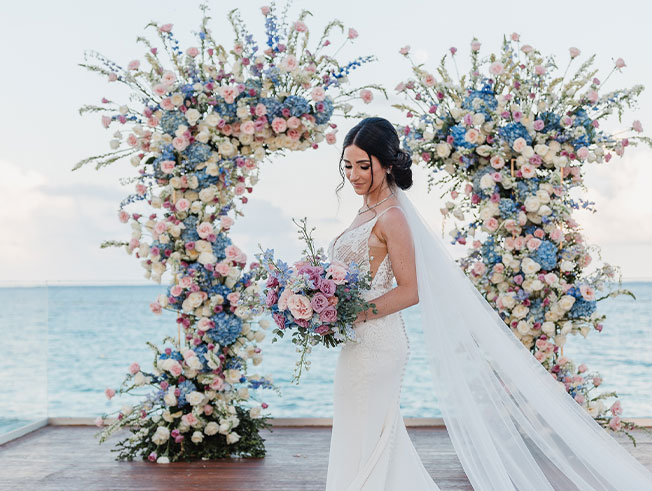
[358,192,395,215]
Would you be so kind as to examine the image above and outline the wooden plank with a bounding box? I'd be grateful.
[0,426,650,490]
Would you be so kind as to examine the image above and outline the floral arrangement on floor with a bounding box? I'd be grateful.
[396,34,650,438]
[248,218,376,383]
[75,2,380,462]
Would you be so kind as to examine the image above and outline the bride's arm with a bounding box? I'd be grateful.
[354,207,418,324]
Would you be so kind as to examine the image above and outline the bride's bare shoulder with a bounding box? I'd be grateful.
[377,205,409,238]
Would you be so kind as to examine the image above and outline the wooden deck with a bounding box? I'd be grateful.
[2,424,652,490]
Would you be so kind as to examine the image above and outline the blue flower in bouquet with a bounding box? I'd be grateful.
[260,97,283,118]
[533,240,558,271]
[450,124,476,149]
[224,355,245,371]
[462,82,497,119]
[538,111,562,133]
[264,66,282,85]
[209,283,233,299]
[207,312,242,346]
[499,122,532,147]
[499,198,518,219]
[472,166,495,198]
[214,98,238,120]
[314,97,334,125]
[196,168,221,187]
[181,216,200,242]
[515,179,539,200]
[481,236,502,266]
[183,142,212,168]
[283,95,310,118]
[249,377,273,390]
[177,380,197,407]
[160,111,187,136]
[567,298,597,319]
[213,232,232,261]
[528,298,545,324]
[159,350,183,362]
[192,345,209,369]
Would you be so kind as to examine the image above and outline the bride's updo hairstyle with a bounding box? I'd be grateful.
[337,117,413,195]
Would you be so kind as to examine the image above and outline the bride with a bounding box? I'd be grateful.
[325,117,652,490]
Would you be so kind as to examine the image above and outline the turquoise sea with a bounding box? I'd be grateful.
[2,283,652,434]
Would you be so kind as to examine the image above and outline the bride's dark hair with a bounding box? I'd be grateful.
[336,117,413,195]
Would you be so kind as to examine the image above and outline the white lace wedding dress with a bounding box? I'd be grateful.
[325,205,440,490]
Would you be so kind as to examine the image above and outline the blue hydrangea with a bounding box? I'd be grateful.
[214,98,237,120]
[196,168,221,187]
[264,66,282,85]
[283,95,310,118]
[314,97,334,125]
[177,380,197,407]
[183,142,212,168]
[481,236,502,266]
[538,111,561,133]
[462,82,497,119]
[159,111,187,136]
[192,345,209,371]
[567,298,597,319]
[499,198,518,219]
[499,122,532,147]
[209,283,233,298]
[260,97,283,118]
[213,232,232,261]
[450,124,476,149]
[158,350,183,362]
[533,240,558,271]
[224,356,245,371]
[527,298,546,324]
[207,312,242,346]
[515,179,539,200]
[181,216,199,242]
[472,166,496,198]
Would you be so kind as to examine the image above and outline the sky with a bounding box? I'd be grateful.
[1,0,651,284]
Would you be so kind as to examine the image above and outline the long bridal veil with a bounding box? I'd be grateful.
[395,188,652,490]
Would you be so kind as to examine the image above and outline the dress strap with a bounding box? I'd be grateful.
[374,205,403,220]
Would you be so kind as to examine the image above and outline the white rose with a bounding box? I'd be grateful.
[204,421,219,436]
[516,320,531,335]
[185,108,201,126]
[157,456,170,464]
[513,137,527,153]
[226,432,241,444]
[558,295,576,311]
[237,388,250,400]
[522,146,534,159]
[186,356,203,371]
[521,257,541,274]
[475,145,492,157]
[560,260,575,272]
[186,391,205,406]
[541,321,556,336]
[501,294,516,309]
[249,406,262,419]
[224,369,241,384]
[524,196,541,212]
[152,426,170,445]
[472,113,486,126]
[554,334,567,347]
[480,173,495,190]
[561,321,573,335]
[537,205,552,216]
[512,304,530,319]
[436,143,451,158]
[191,431,204,444]
[218,141,236,157]
[133,372,147,386]
[163,388,177,407]
[535,189,550,204]
[534,144,549,156]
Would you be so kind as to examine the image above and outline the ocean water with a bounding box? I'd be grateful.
[2,282,652,435]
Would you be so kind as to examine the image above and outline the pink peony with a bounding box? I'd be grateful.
[182,413,198,426]
[168,360,183,377]
[128,59,140,71]
[609,416,622,431]
[579,284,595,301]
[288,294,313,320]
[197,222,214,239]
[327,262,348,285]
[521,44,533,54]
[319,278,336,296]
[315,325,331,336]
[175,198,190,212]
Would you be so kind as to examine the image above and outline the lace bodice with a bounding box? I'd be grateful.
[327,206,401,297]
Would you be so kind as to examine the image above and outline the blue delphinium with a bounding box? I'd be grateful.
[160,111,187,136]
[533,240,558,271]
[207,312,242,346]
[499,122,532,146]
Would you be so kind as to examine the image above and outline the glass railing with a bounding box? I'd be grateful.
[0,282,48,441]
[1,279,651,439]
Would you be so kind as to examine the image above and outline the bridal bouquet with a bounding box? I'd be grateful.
[250,218,376,383]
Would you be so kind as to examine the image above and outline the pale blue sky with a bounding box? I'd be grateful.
[1,0,651,283]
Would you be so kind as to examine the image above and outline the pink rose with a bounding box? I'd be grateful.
[161,71,177,86]
[105,388,116,400]
[197,317,213,332]
[220,216,234,229]
[319,306,337,323]
[277,288,293,311]
[225,245,241,260]
[311,86,326,102]
[470,40,481,52]
[160,160,176,174]
[286,116,301,129]
[326,262,348,285]
[196,222,214,239]
[399,45,410,56]
[569,47,581,59]
[579,284,595,301]
[614,57,626,69]
[287,294,313,320]
[118,210,130,223]
[325,132,337,145]
[227,292,241,304]
[273,312,286,329]
[319,278,336,296]
[271,117,287,133]
[210,377,225,390]
[260,6,270,15]
[315,325,331,336]
[182,413,198,426]
[484,217,499,232]
[534,65,546,75]
[127,60,140,71]
[609,416,622,431]
[574,394,586,404]
[150,301,162,314]
[176,198,190,212]
[347,28,358,39]
[107,72,118,82]
[215,262,230,276]
[159,23,173,33]
[170,285,183,297]
[489,62,504,75]
[472,262,487,276]
[311,292,329,313]
[168,360,183,377]
[526,238,542,251]
[186,47,199,58]
[129,362,140,375]
[510,32,520,41]
[533,120,544,131]
[611,400,623,416]
[293,21,308,32]
[173,136,189,151]
[360,89,373,104]
[578,363,588,373]
[266,289,278,308]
